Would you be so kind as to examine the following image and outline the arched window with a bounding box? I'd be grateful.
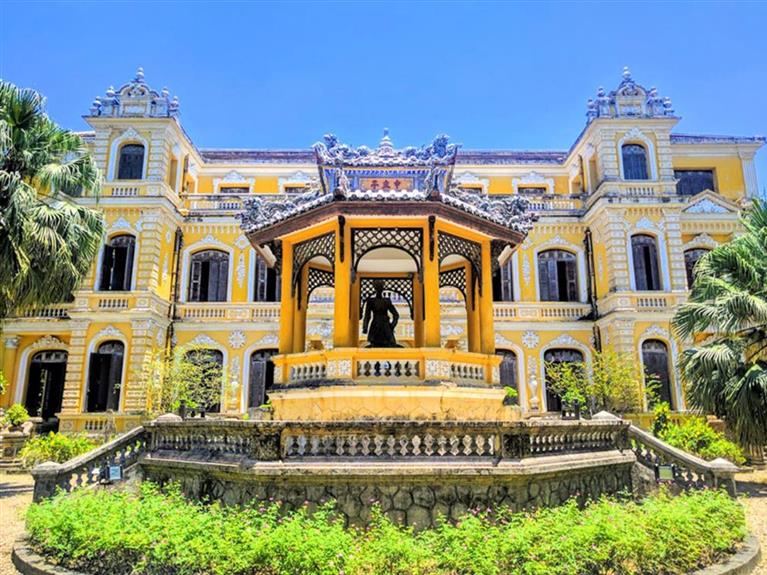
[117,144,145,180]
[253,255,281,302]
[684,248,710,289]
[26,350,68,420]
[185,349,224,413]
[87,341,124,412]
[544,348,584,412]
[642,340,674,409]
[493,259,514,302]
[189,250,229,302]
[631,235,662,291]
[98,235,136,291]
[248,349,277,408]
[496,350,518,404]
[538,250,578,302]
[621,144,649,180]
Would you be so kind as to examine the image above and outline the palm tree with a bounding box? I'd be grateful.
[673,199,767,456]
[0,80,104,319]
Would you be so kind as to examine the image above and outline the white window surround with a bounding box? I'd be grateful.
[538,336,592,412]
[532,241,588,304]
[14,339,70,405]
[453,172,490,195]
[179,337,230,411]
[512,171,555,195]
[626,231,671,292]
[637,334,684,411]
[511,251,522,301]
[213,170,254,194]
[82,329,129,413]
[240,343,281,412]
[179,239,234,303]
[278,171,313,193]
[494,344,527,410]
[93,233,140,292]
[107,127,149,182]
[618,127,658,181]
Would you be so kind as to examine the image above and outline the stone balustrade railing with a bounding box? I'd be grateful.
[493,302,592,321]
[627,423,740,495]
[31,426,148,501]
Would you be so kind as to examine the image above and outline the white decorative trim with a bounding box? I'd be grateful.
[228,330,246,349]
[234,235,250,250]
[107,127,149,181]
[533,241,589,304]
[278,171,313,193]
[453,172,490,194]
[214,170,254,194]
[683,198,731,214]
[512,171,555,194]
[618,127,658,181]
[236,252,246,288]
[189,334,218,347]
[634,216,658,231]
[108,216,139,234]
[93,325,125,341]
[495,333,514,346]
[627,231,671,291]
[637,327,683,411]
[31,335,68,350]
[521,257,531,286]
[683,233,719,251]
[256,333,279,346]
[536,234,581,253]
[179,237,234,303]
[522,331,540,349]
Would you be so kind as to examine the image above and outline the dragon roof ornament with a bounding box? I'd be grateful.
[88,67,180,118]
[313,131,460,167]
[586,67,675,123]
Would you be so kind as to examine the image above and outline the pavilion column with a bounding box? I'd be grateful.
[413,276,424,347]
[334,220,353,348]
[465,262,481,353]
[479,239,496,354]
[350,278,361,347]
[293,265,308,353]
[423,232,441,347]
[278,242,295,354]
[1,336,20,408]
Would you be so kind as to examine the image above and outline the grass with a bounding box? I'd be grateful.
[25,483,747,575]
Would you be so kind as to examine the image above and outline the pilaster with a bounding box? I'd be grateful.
[60,320,91,414]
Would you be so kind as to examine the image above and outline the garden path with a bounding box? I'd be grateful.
[0,470,765,575]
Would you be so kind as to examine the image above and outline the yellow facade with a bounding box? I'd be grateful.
[0,67,763,432]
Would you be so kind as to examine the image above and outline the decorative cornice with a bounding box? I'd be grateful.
[89,67,179,118]
[586,67,674,122]
[31,335,68,350]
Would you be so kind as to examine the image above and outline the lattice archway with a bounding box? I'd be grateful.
[358,275,415,319]
[438,231,482,292]
[291,232,335,295]
[351,228,423,280]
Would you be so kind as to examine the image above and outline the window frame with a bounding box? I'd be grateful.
[630,234,662,291]
[86,340,125,413]
[673,169,717,196]
[537,249,579,302]
[116,143,146,180]
[98,234,137,292]
[188,249,230,303]
[621,143,650,181]
[641,339,674,410]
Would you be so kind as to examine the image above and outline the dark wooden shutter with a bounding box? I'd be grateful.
[646,242,660,290]
[565,259,578,302]
[632,237,648,290]
[123,239,135,290]
[254,257,268,301]
[499,353,518,405]
[189,259,202,302]
[249,357,266,408]
[99,246,115,291]
[106,345,124,411]
[622,144,649,180]
[215,256,228,301]
[642,340,673,409]
[117,145,145,180]
[501,261,514,302]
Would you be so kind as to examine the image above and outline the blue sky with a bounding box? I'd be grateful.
[1,1,766,188]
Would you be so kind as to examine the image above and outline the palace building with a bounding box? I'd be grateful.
[0,67,763,433]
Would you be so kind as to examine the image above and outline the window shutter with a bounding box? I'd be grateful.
[111,246,127,291]
[99,246,115,291]
[547,259,559,301]
[106,347,123,411]
[216,256,229,301]
[632,239,647,290]
[249,358,266,408]
[565,259,578,302]
[123,239,135,290]
[255,257,268,301]
[642,341,673,409]
[207,258,219,302]
[190,260,202,302]
[501,261,514,302]
[646,242,660,290]
[538,256,550,301]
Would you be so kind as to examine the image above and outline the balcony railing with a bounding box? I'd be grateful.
[102,182,179,200]
[176,302,281,322]
[493,301,592,321]
[597,292,687,315]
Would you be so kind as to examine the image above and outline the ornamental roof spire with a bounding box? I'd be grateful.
[378,128,394,155]
[88,67,179,119]
[586,67,675,123]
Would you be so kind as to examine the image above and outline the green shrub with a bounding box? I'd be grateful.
[651,401,671,437]
[25,483,746,575]
[19,432,98,469]
[660,417,746,465]
[3,403,29,428]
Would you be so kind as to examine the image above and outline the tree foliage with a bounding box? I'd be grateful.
[0,81,104,319]
[545,349,646,414]
[673,199,767,450]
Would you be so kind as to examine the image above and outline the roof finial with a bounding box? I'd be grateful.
[135,66,145,82]
[622,66,632,81]
[379,128,394,152]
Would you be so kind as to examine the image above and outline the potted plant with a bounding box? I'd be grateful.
[503,386,518,406]
[560,388,585,420]
[3,404,30,431]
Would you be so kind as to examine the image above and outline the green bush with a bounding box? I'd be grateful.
[19,432,98,469]
[26,483,746,575]
[3,403,29,428]
[660,417,746,465]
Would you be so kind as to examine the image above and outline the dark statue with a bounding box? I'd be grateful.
[362,280,399,347]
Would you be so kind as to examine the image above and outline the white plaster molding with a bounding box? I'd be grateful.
[683,233,719,251]
[684,198,731,214]
[495,333,514,346]
[618,127,658,181]
[522,331,540,349]
[107,127,149,181]
[31,335,68,350]
[214,170,254,194]
[228,330,246,349]
[278,171,313,193]
[512,171,555,194]
[256,334,279,346]
[453,172,490,194]
[188,334,218,347]
[535,234,581,252]
[93,325,125,341]
[234,235,250,250]
[236,252,246,288]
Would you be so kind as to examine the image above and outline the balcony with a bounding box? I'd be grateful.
[587,181,676,208]
[102,181,179,200]
[181,192,252,216]
[493,301,592,322]
[12,304,73,320]
[176,302,281,322]
[597,291,688,315]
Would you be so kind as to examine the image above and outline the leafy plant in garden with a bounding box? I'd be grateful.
[25,482,746,575]
[673,199,767,453]
[144,345,233,415]
[659,417,745,465]
[3,403,29,428]
[19,432,97,468]
[0,372,8,397]
[0,81,104,319]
